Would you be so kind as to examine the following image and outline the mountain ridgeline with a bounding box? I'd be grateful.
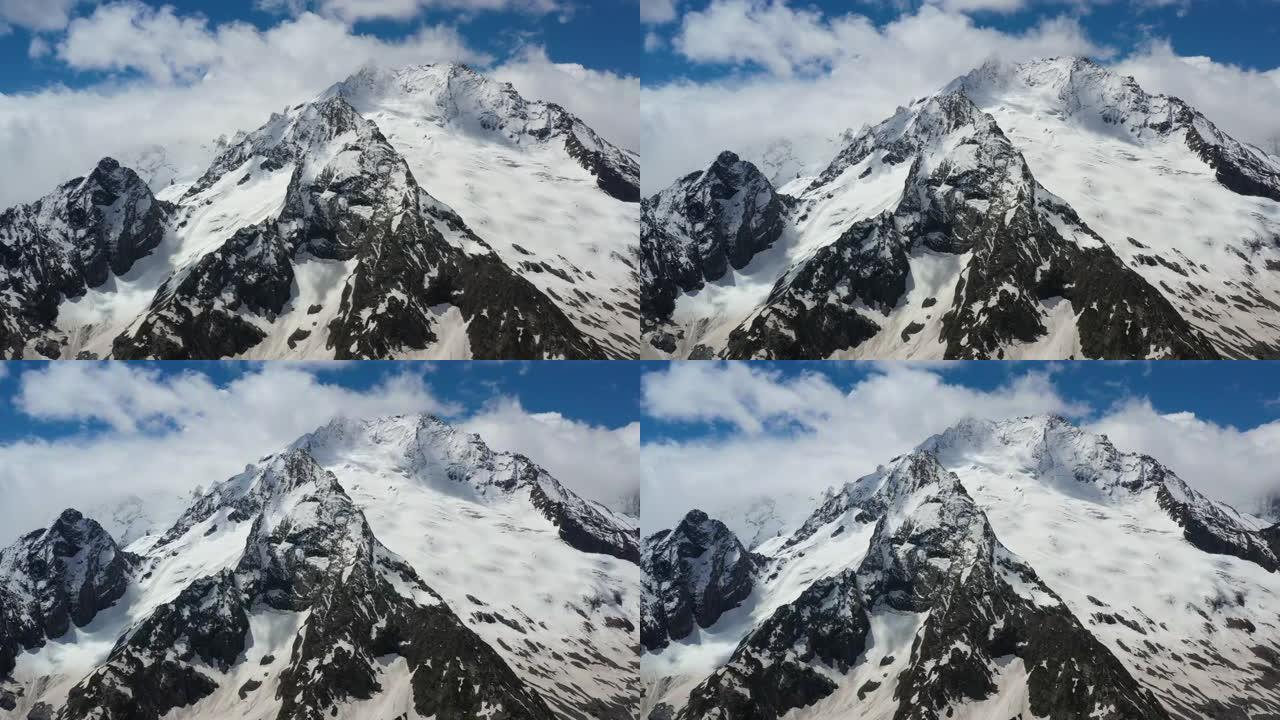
[641,57,1280,360]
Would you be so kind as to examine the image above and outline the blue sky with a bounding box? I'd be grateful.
[639,361,1280,529]
[0,0,639,94]
[642,361,1280,443]
[0,360,639,443]
[643,0,1280,84]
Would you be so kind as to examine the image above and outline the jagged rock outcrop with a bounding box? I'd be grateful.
[923,415,1279,572]
[0,510,134,677]
[328,63,639,204]
[645,416,1280,720]
[295,414,640,563]
[0,158,170,357]
[111,96,600,361]
[640,510,763,651]
[3,414,637,719]
[641,152,786,330]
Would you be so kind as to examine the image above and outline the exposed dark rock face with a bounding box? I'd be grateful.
[673,453,1170,720]
[1154,477,1279,572]
[0,158,170,357]
[1264,523,1280,560]
[0,509,134,677]
[677,571,866,720]
[925,415,1279,573]
[552,105,641,202]
[641,510,763,651]
[1177,102,1280,204]
[641,152,786,324]
[527,466,641,563]
[112,224,293,359]
[644,56,1280,360]
[722,92,1217,360]
[60,449,557,720]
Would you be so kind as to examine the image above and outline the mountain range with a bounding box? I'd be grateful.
[641,56,1280,360]
[0,414,640,719]
[641,415,1280,720]
[0,63,639,360]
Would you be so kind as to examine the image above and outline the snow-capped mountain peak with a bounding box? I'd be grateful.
[645,415,1280,720]
[644,55,1280,360]
[2,415,639,719]
[293,413,640,562]
[324,62,639,202]
[2,62,636,360]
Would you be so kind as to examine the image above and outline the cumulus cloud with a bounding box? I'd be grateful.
[641,1,1280,195]
[0,0,85,32]
[0,364,637,545]
[641,0,678,24]
[0,2,636,210]
[0,9,483,209]
[640,362,1084,533]
[261,0,563,23]
[462,396,640,513]
[640,363,1280,536]
[642,4,1104,193]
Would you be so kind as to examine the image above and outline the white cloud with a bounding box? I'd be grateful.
[0,364,452,544]
[0,364,638,545]
[0,9,485,209]
[643,31,663,53]
[491,45,639,150]
[642,1,1280,196]
[27,35,50,58]
[930,0,1028,12]
[58,2,226,83]
[0,0,84,32]
[641,0,679,24]
[640,363,1280,536]
[640,362,1083,533]
[275,0,563,23]
[642,4,1104,193]
[0,2,634,211]
[461,397,640,513]
[322,0,563,22]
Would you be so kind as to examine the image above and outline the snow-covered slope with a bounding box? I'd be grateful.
[642,56,1280,359]
[1,63,637,360]
[321,64,641,358]
[0,414,640,720]
[642,415,1280,720]
[950,57,1280,359]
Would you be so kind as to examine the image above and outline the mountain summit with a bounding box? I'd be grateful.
[642,415,1280,720]
[0,63,639,360]
[642,56,1280,360]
